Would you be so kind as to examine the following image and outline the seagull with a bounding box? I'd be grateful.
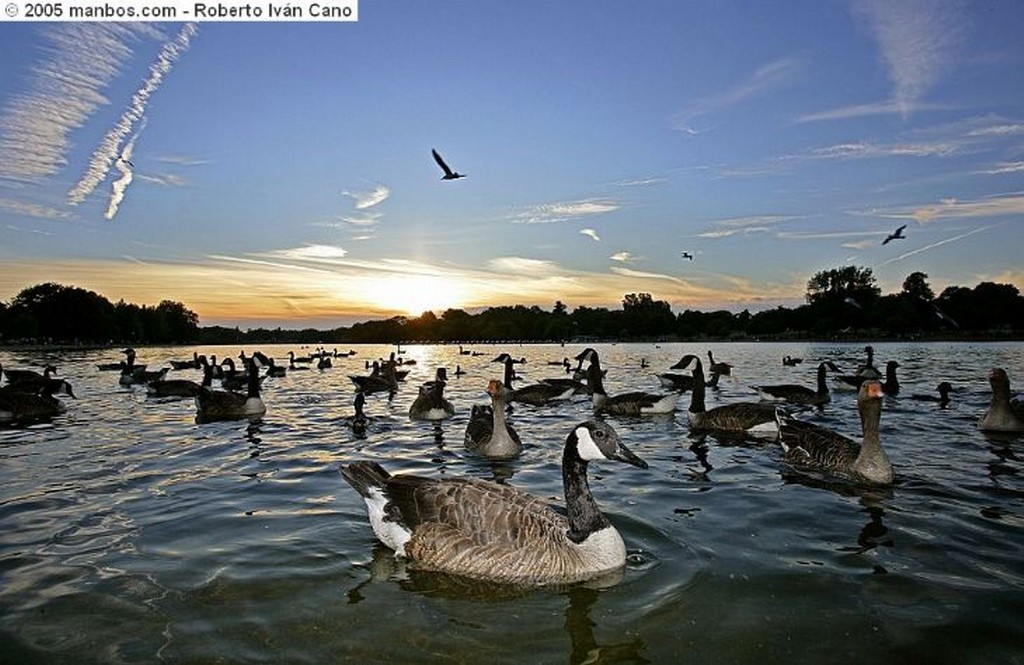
[681,252,693,260]
[882,225,906,245]
[118,155,134,169]
[432,149,465,180]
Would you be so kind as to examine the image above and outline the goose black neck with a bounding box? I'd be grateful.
[502,358,514,389]
[689,361,707,414]
[816,363,829,394]
[562,446,609,543]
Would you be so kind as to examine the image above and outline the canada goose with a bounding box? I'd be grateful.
[464,379,523,459]
[317,355,332,370]
[909,381,953,406]
[194,358,266,422]
[432,148,465,180]
[341,420,647,585]
[782,355,803,366]
[656,367,721,391]
[979,368,1024,433]
[97,349,144,372]
[836,359,899,395]
[1,375,76,399]
[576,348,677,416]
[752,361,840,406]
[146,378,201,398]
[408,368,455,421]
[681,251,693,260]
[252,351,287,377]
[1,362,59,384]
[882,224,907,245]
[120,365,169,386]
[776,380,893,485]
[344,392,371,435]
[350,361,399,394]
[0,386,65,423]
[288,351,313,365]
[706,350,732,376]
[218,357,252,391]
[169,351,200,370]
[674,355,777,436]
[494,353,575,406]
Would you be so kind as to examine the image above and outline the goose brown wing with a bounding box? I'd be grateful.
[779,418,859,468]
[702,401,776,430]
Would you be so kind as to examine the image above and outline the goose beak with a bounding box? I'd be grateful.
[609,441,648,469]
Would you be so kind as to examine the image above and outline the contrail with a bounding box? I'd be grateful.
[105,123,144,219]
[875,224,997,268]
[69,22,197,206]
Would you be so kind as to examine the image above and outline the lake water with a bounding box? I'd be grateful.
[1,341,1022,664]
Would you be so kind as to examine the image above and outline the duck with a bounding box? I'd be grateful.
[194,358,266,422]
[408,368,455,421]
[340,420,647,585]
[706,350,732,376]
[775,380,893,485]
[344,392,371,435]
[0,386,66,423]
[494,353,576,406]
[909,382,953,406]
[464,379,523,460]
[752,361,840,406]
[835,359,899,395]
[782,355,803,366]
[674,355,777,437]
[577,348,677,416]
[979,368,1024,433]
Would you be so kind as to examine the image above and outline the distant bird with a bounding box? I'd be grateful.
[118,156,135,169]
[882,224,907,245]
[464,380,523,460]
[909,382,953,407]
[782,355,803,366]
[344,392,372,436]
[432,149,465,180]
[706,350,732,376]
[681,252,694,260]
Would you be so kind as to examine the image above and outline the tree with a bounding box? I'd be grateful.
[806,266,881,306]
[902,272,934,301]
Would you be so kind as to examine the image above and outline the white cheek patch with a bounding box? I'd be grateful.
[575,426,606,461]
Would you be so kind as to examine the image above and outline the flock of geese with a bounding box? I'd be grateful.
[1,343,1022,587]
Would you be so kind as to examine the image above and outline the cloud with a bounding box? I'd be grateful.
[809,140,956,159]
[340,211,383,227]
[512,198,620,224]
[614,176,667,187]
[580,228,601,242]
[266,244,349,261]
[0,24,162,183]
[609,266,684,284]
[610,252,636,262]
[864,193,1024,224]
[979,162,1024,175]
[68,23,198,206]
[698,214,795,238]
[104,122,144,220]
[154,155,211,166]
[343,184,390,209]
[136,172,189,187]
[0,196,72,220]
[967,123,1024,137]
[795,100,955,123]
[852,0,967,117]
[489,257,561,275]
[674,56,802,129]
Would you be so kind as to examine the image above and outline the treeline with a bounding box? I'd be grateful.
[1,268,1022,346]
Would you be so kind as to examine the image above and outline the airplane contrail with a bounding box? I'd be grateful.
[69,22,198,206]
[875,223,997,268]
[105,123,145,219]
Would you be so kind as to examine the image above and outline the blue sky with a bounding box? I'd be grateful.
[1,1,1022,328]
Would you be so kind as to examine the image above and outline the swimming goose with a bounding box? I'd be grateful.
[252,351,287,377]
[706,350,732,376]
[218,357,251,391]
[979,368,1024,433]
[835,359,899,395]
[674,355,777,436]
[1,363,58,384]
[857,345,881,379]
[146,377,201,398]
[120,364,169,386]
[344,392,372,435]
[464,379,523,459]
[97,349,145,372]
[752,361,840,406]
[909,382,953,406]
[350,361,399,394]
[1,375,76,399]
[0,386,66,423]
[576,348,677,416]
[656,367,721,391]
[494,353,576,406]
[317,355,332,370]
[341,420,647,585]
[408,368,455,421]
[169,351,200,370]
[776,380,893,485]
[782,355,803,366]
[194,359,266,422]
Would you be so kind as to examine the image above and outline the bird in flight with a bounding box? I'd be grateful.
[432,149,465,180]
[681,251,693,260]
[882,225,907,245]
[118,156,135,169]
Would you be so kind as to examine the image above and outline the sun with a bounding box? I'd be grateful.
[359,274,467,316]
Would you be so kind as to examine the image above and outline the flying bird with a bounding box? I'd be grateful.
[681,252,693,260]
[432,149,465,180]
[882,225,907,245]
[118,156,135,169]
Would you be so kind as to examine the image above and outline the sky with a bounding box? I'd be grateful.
[1,0,1022,329]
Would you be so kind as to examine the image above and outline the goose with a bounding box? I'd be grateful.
[219,357,251,391]
[1,362,58,384]
[344,392,372,435]
[909,382,953,406]
[288,351,313,365]
[706,350,732,376]
[252,351,287,377]
[836,359,899,395]
[194,359,266,422]
[169,351,200,370]
[146,377,201,398]
[494,353,575,406]
[464,379,523,460]
[882,224,906,245]
[340,420,647,585]
[776,380,893,485]
[120,364,169,386]
[459,345,471,356]
[317,354,332,370]
[979,368,1024,433]
[97,349,144,372]
[782,355,803,366]
[656,367,721,391]
[1,375,76,399]
[0,386,65,423]
[350,361,399,394]
[408,368,455,421]
[577,348,677,416]
[857,345,881,379]
[432,148,465,180]
[752,361,840,406]
[674,355,777,436]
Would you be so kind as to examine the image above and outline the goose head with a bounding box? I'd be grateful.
[568,420,648,469]
[670,354,701,371]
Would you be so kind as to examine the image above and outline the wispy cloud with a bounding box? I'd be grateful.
[610,251,637,262]
[978,161,1024,175]
[863,193,1024,224]
[340,211,383,227]
[0,196,72,220]
[136,172,189,187]
[580,228,601,242]
[154,154,211,166]
[852,0,967,117]
[697,215,797,239]
[512,198,620,224]
[795,100,955,123]
[614,176,666,188]
[68,23,198,206]
[489,257,561,275]
[0,24,162,183]
[609,266,684,284]
[967,123,1024,137]
[809,140,956,159]
[266,244,349,261]
[343,184,390,209]
[674,56,802,131]
[104,122,143,220]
